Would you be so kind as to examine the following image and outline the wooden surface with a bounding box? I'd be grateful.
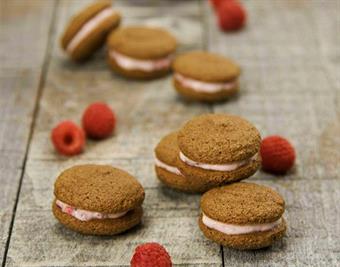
[1,0,339,266]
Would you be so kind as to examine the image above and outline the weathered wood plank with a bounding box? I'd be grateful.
[205,0,339,265]
[7,166,340,266]
[0,70,42,153]
[0,0,55,264]
[5,0,221,266]
[6,213,220,267]
[309,0,340,89]
[0,153,23,261]
[0,1,55,69]
[115,0,202,18]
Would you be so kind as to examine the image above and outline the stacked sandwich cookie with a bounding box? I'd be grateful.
[107,26,177,79]
[61,0,121,61]
[154,114,288,250]
[154,113,261,193]
[52,164,145,235]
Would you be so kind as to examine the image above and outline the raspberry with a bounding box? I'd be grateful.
[260,136,296,174]
[210,0,224,10]
[82,102,116,139]
[210,0,233,10]
[130,243,172,267]
[51,121,85,156]
[217,0,246,31]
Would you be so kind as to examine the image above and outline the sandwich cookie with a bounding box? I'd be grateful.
[52,164,144,235]
[61,0,121,61]
[107,26,177,79]
[172,51,240,102]
[155,132,205,193]
[199,182,287,250]
[177,114,261,191]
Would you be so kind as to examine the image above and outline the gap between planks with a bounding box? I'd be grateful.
[200,0,225,265]
[1,1,60,266]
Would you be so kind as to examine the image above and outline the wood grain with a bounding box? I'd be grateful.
[5,0,221,266]
[0,0,55,264]
[2,0,339,266]
[205,0,340,265]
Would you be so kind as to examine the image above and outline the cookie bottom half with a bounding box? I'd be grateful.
[52,201,143,235]
[177,157,261,192]
[199,215,286,250]
[156,166,211,193]
[173,79,239,103]
[107,56,170,79]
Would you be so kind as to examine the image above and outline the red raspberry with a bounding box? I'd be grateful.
[210,0,233,11]
[130,243,172,267]
[210,0,224,10]
[51,121,85,156]
[260,135,296,174]
[82,102,116,139]
[217,0,246,31]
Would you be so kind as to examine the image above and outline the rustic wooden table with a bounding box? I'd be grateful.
[1,0,339,266]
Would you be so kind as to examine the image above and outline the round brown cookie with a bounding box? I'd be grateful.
[201,183,285,224]
[54,164,145,213]
[173,51,240,82]
[178,114,261,164]
[53,202,143,235]
[172,51,240,102]
[199,182,286,250]
[177,114,261,187]
[107,26,177,59]
[155,132,206,193]
[61,0,121,61]
[107,26,177,79]
[53,164,145,235]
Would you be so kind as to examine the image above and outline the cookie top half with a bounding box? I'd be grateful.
[107,26,177,59]
[178,114,261,164]
[154,131,180,167]
[54,164,145,213]
[61,0,116,50]
[201,182,285,224]
[173,51,240,82]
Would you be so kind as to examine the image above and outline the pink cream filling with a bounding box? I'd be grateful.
[179,151,258,172]
[155,156,183,176]
[202,213,282,235]
[110,50,173,72]
[174,73,237,93]
[66,8,117,54]
[55,199,127,222]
